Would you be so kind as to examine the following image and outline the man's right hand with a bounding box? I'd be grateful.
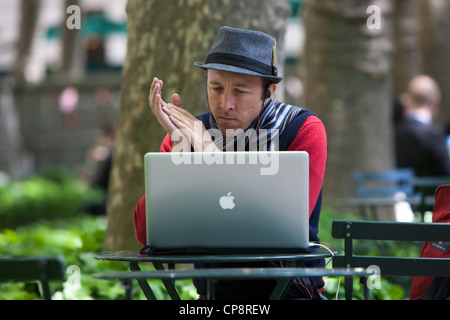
[148,77,220,153]
[149,77,181,136]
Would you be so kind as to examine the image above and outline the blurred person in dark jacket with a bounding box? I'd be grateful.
[395,75,450,177]
[84,123,116,215]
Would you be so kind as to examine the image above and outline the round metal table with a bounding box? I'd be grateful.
[93,248,346,300]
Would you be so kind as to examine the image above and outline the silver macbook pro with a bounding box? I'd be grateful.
[144,151,309,252]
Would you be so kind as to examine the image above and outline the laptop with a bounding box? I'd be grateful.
[144,151,310,253]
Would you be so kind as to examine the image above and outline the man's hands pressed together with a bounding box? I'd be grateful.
[149,77,220,152]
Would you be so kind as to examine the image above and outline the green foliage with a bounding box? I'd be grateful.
[0,170,197,300]
[0,214,198,300]
[0,168,103,228]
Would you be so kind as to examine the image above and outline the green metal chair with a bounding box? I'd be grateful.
[0,256,66,300]
[332,220,450,300]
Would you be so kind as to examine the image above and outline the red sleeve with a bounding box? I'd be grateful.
[287,115,327,217]
[133,195,147,246]
[134,134,172,246]
[159,134,172,152]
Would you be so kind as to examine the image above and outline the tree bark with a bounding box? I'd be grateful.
[392,0,422,97]
[301,0,395,202]
[105,0,291,250]
[3,0,41,179]
[13,0,41,83]
[417,0,450,127]
[60,0,84,80]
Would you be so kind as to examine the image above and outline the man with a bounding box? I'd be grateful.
[395,75,450,177]
[133,26,328,299]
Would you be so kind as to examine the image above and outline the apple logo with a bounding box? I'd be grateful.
[219,192,236,210]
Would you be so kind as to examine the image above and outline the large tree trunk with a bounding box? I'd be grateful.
[417,0,450,127]
[2,0,40,179]
[13,0,40,83]
[105,0,291,250]
[392,0,422,97]
[301,0,395,202]
[60,0,84,80]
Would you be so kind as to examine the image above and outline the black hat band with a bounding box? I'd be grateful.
[205,52,277,77]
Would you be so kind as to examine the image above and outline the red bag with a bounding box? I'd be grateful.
[410,185,450,300]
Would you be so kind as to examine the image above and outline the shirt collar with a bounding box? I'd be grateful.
[406,108,432,125]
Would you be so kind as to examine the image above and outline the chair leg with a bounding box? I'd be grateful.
[40,281,52,300]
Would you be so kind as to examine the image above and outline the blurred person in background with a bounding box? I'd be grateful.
[83,122,115,215]
[395,75,450,177]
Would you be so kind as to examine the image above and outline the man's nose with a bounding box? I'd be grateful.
[221,91,235,111]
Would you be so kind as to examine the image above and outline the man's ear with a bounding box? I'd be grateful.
[269,83,277,97]
[264,83,277,101]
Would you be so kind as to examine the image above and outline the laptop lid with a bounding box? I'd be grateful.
[144,151,309,252]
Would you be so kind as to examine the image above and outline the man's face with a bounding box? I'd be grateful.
[207,69,265,135]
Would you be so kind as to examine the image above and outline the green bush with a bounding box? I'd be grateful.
[0,215,198,300]
[0,169,103,228]
[0,171,197,300]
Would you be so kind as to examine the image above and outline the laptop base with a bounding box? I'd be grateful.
[139,245,313,256]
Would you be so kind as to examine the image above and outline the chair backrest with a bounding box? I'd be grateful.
[332,220,450,299]
[352,168,415,197]
[0,256,66,300]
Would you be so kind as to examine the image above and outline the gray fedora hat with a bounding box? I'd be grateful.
[195,26,282,84]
